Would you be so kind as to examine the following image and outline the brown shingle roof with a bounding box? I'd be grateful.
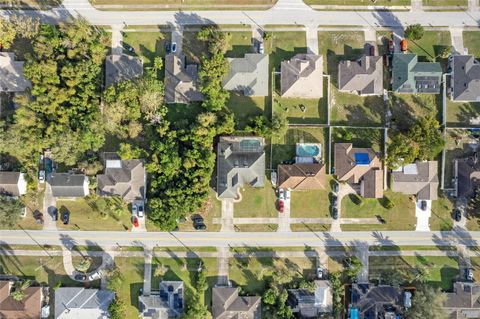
[362,169,384,199]
[0,281,42,319]
[391,161,439,200]
[277,164,326,190]
[338,56,383,96]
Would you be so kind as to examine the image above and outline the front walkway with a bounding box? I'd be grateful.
[217,246,229,286]
[143,248,153,295]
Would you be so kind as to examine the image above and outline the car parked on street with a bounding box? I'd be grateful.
[194,223,206,230]
[278,200,284,213]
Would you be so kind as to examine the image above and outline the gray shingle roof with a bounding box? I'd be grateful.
[280,54,323,98]
[392,53,442,94]
[164,54,204,104]
[50,173,88,198]
[443,282,480,319]
[338,56,383,95]
[391,161,439,200]
[212,287,261,319]
[223,54,269,96]
[105,54,143,87]
[216,136,265,199]
[451,55,480,102]
[0,52,31,93]
[0,172,23,197]
[350,284,404,318]
[138,281,184,319]
[54,288,114,319]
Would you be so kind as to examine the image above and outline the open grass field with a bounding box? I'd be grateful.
[56,198,132,231]
[341,190,416,231]
[430,195,454,231]
[369,255,459,290]
[463,31,480,58]
[305,0,409,5]
[152,257,218,306]
[446,99,480,127]
[13,190,44,231]
[407,31,451,63]
[112,257,144,319]
[229,256,316,294]
[234,177,278,218]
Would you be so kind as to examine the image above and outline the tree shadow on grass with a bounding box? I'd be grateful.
[455,102,480,126]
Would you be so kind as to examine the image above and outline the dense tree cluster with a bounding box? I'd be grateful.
[0,15,40,49]
[245,113,288,139]
[0,195,24,228]
[406,284,447,319]
[387,116,445,169]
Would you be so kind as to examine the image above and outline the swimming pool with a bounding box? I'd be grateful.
[296,144,320,157]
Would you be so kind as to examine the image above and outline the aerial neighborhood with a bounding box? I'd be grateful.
[0,1,480,318]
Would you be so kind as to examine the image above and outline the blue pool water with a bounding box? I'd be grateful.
[297,145,320,157]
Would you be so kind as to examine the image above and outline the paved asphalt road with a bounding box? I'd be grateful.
[1,229,478,248]
[0,0,479,27]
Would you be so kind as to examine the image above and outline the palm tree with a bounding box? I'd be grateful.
[11,280,31,301]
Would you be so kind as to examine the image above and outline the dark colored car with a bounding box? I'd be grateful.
[332,182,339,193]
[192,216,204,224]
[369,45,375,56]
[74,274,86,281]
[62,211,69,225]
[165,42,171,53]
[194,223,206,230]
[52,208,58,221]
[171,42,177,53]
[332,195,338,208]
[122,41,134,53]
[420,200,427,211]
[453,209,462,222]
[332,207,338,220]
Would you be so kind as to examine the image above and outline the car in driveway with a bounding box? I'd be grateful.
[420,200,427,211]
[278,188,285,200]
[133,216,139,228]
[316,267,325,279]
[258,42,264,54]
[171,42,177,53]
[165,42,171,53]
[137,204,144,218]
[51,207,58,221]
[194,223,206,230]
[388,40,395,54]
[88,271,101,281]
[466,268,474,281]
[285,189,291,200]
[331,207,338,220]
[331,194,338,207]
[192,216,204,224]
[332,181,339,193]
[121,41,134,53]
[74,274,86,281]
[453,209,462,222]
[132,204,138,216]
[278,200,285,213]
[38,170,45,183]
[62,211,69,225]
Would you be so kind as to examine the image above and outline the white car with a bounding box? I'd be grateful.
[38,170,45,183]
[132,204,138,216]
[137,204,144,218]
[285,190,291,200]
[278,189,285,200]
[88,271,101,281]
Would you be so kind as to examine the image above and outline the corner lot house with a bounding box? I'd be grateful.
[443,282,480,318]
[54,288,114,319]
[450,55,480,102]
[392,53,442,94]
[0,172,27,197]
[212,287,261,319]
[164,54,204,104]
[105,54,143,87]
[138,281,184,319]
[391,161,439,200]
[223,53,269,96]
[0,52,31,93]
[97,153,146,203]
[334,143,383,198]
[0,280,44,319]
[280,54,323,98]
[287,280,333,317]
[50,173,89,198]
[216,136,265,199]
[338,56,383,96]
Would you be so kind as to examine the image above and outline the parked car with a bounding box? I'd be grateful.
[331,207,338,220]
[404,291,412,308]
[122,41,134,53]
[420,200,427,211]
[258,42,264,54]
[51,207,58,221]
[62,211,69,225]
[74,274,86,281]
[453,209,462,222]
[88,271,101,281]
[400,39,408,52]
[332,181,339,193]
[194,223,207,230]
[137,204,144,218]
[278,200,285,213]
[316,267,325,279]
[133,216,139,228]
[388,40,395,54]
[38,170,45,183]
[285,189,291,200]
[165,42,171,53]
[466,268,474,281]
[278,188,285,200]
[369,45,375,56]
[332,194,338,207]
[192,216,204,224]
[171,42,177,53]
[132,204,138,216]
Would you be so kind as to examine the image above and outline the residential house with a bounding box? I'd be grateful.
[456,153,480,199]
[338,55,383,96]
[97,153,146,203]
[391,161,439,200]
[0,172,27,197]
[223,54,269,96]
[334,143,384,198]
[164,54,203,104]
[287,280,333,318]
[0,280,44,319]
[0,52,31,93]
[138,281,184,319]
[216,136,265,199]
[280,54,323,98]
[451,55,480,102]
[105,54,143,87]
[392,53,442,94]
[277,164,326,190]
[54,288,115,319]
[212,287,261,319]
[348,284,405,319]
[443,281,480,319]
[50,173,89,198]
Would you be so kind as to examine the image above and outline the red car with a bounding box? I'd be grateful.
[278,200,284,213]
[133,216,139,228]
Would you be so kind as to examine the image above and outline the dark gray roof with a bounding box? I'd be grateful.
[0,172,22,196]
[444,282,480,319]
[54,288,114,319]
[287,280,332,317]
[457,155,480,199]
[338,56,383,95]
[164,54,204,104]
[392,53,442,94]
[216,136,265,199]
[350,284,404,319]
[50,173,88,198]
[452,55,480,102]
[105,54,143,87]
[212,287,261,319]
[138,281,184,319]
[223,54,269,96]
[391,161,439,200]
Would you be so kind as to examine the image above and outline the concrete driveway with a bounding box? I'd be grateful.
[415,200,431,231]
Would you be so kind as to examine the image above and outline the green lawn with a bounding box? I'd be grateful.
[369,256,459,290]
[72,256,103,273]
[423,0,467,6]
[226,93,269,130]
[305,0,409,4]
[290,176,333,218]
[122,31,171,71]
[229,257,316,294]
[446,99,480,127]
[112,257,144,319]
[0,0,61,8]
[341,190,416,231]
[235,224,279,232]
[290,223,330,232]
[271,127,328,168]
[234,178,278,218]
[430,195,454,231]
[225,32,253,58]
[407,31,451,63]
[331,127,383,152]
[152,257,218,306]
[330,89,384,126]
[390,93,442,130]
[56,198,132,231]
[471,257,480,282]
[14,190,44,231]
[463,32,480,58]
[265,31,307,71]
